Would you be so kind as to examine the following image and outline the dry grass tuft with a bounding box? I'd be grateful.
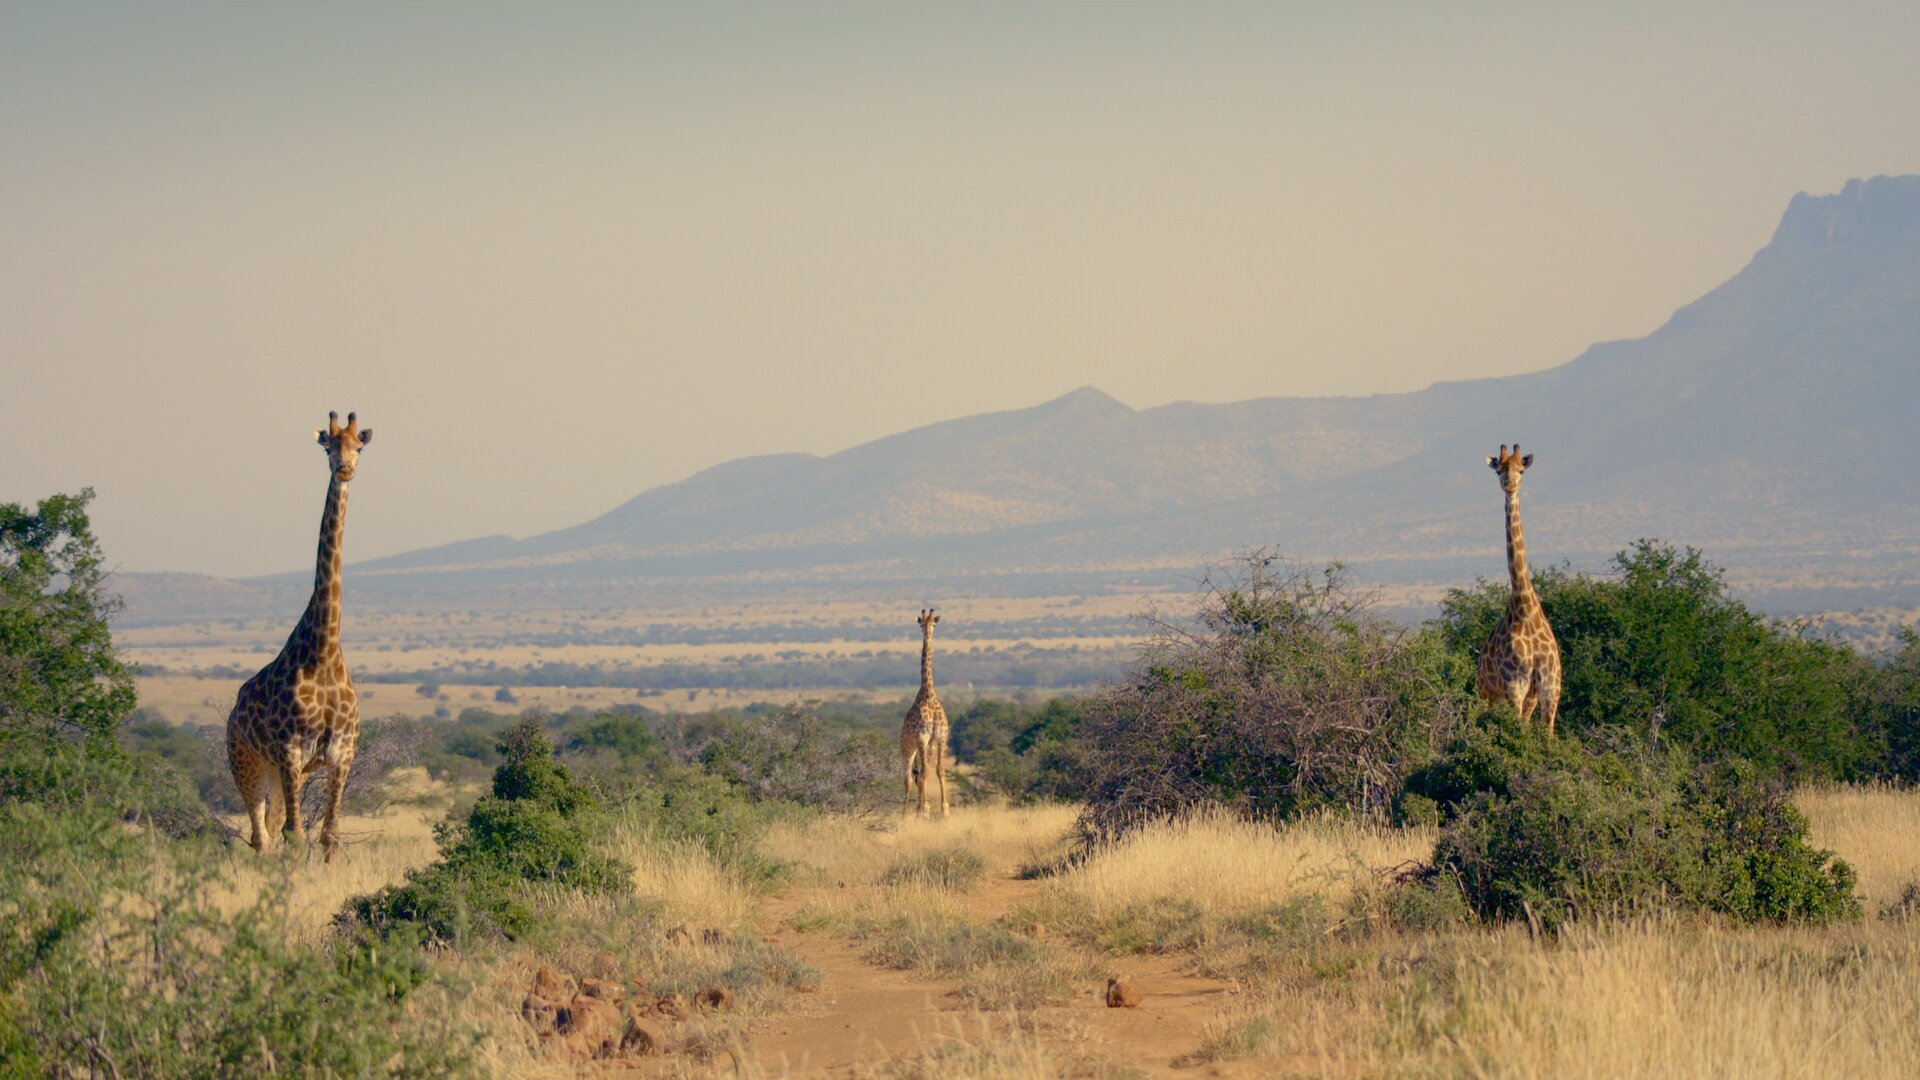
[851,1014,1134,1080]
[1444,919,1920,1079]
[1797,783,1920,905]
[610,822,760,933]
[763,803,1077,886]
[1043,810,1431,921]
[209,804,442,944]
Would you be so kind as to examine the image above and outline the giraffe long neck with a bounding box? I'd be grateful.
[295,474,349,656]
[1504,487,1536,607]
[919,632,936,696]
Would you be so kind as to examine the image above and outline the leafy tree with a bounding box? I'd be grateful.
[0,489,134,747]
[1076,557,1473,840]
[1862,627,1920,781]
[1436,540,1871,780]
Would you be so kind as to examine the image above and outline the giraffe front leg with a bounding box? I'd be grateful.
[1516,682,1540,726]
[320,753,353,864]
[915,737,933,817]
[278,749,307,851]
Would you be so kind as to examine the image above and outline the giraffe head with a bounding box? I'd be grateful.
[1486,443,1533,495]
[917,608,940,635]
[315,411,374,482]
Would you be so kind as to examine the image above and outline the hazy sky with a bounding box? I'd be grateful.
[5,3,1919,577]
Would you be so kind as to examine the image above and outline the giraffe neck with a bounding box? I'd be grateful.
[919,632,936,697]
[1504,487,1536,609]
[294,474,349,658]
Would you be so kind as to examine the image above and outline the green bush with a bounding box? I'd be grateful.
[348,719,628,944]
[1436,541,1873,780]
[951,697,1090,803]
[616,766,790,887]
[1417,730,1858,929]
[0,799,471,1077]
[1863,628,1920,781]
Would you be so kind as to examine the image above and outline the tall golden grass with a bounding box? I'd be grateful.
[762,803,1079,885]
[1044,810,1433,918]
[1798,783,1920,904]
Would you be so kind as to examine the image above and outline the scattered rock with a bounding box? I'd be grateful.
[521,994,559,1035]
[579,977,625,1003]
[620,1015,668,1056]
[694,986,735,1012]
[533,966,570,1000]
[667,922,731,946]
[1106,975,1143,1008]
[557,993,625,1059]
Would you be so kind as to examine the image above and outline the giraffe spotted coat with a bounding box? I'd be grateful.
[226,411,372,861]
[900,608,950,816]
[1475,444,1563,735]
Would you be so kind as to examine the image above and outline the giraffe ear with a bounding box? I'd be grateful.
[357,427,373,447]
[1486,456,1498,469]
[1521,453,1534,468]
[315,429,330,449]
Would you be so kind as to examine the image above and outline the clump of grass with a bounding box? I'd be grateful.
[1042,811,1430,925]
[1882,881,1920,921]
[848,907,1073,1009]
[879,846,989,890]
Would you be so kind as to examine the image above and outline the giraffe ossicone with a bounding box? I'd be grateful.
[1475,443,1564,734]
[225,410,373,862]
[900,607,951,816]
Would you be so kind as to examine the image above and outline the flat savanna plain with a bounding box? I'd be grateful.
[232,785,1920,1078]
[122,593,1170,724]
[123,579,1920,725]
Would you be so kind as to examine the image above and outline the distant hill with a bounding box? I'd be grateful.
[122,177,1920,621]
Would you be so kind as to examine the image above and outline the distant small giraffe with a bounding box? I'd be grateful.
[900,608,950,816]
[1476,443,1563,734]
[225,411,373,860]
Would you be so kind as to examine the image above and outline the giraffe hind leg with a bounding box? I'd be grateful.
[1537,674,1562,738]
[232,746,272,854]
[915,735,934,816]
[931,743,949,817]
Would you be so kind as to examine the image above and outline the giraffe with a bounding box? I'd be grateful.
[225,411,372,861]
[1475,443,1563,735]
[900,608,951,816]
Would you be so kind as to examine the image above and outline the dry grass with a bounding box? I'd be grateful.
[763,803,1078,886]
[1442,919,1920,1080]
[207,802,442,944]
[1797,783,1920,905]
[1043,811,1432,920]
[850,1014,1135,1079]
[609,819,760,934]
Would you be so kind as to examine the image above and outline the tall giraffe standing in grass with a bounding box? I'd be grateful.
[225,411,373,861]
[1475,443,1563,735]
[900,609,951,816]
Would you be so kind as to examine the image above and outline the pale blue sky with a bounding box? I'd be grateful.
[4,3,1918,575]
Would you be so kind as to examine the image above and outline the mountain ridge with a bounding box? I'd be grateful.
[198,176,1920,613]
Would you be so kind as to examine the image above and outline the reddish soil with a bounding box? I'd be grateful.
[724,877,1273,1078]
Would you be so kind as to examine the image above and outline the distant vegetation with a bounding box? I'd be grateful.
[14,486,1920,1071]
